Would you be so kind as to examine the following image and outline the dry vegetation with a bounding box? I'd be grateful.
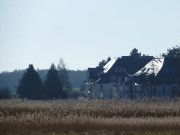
[1,98,180,135]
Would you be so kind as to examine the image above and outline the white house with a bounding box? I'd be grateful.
[82,56,180,99]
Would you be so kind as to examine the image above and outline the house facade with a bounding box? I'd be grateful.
[82,56,180,99]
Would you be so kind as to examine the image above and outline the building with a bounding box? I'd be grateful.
[82,56,180,99]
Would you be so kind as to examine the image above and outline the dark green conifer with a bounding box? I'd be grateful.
[44,63,66,99]
[16,64,43,99]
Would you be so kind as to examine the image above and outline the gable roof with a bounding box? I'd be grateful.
[96,56,154,83]
[129,57,180,85]
[132,58,164,77]
[103,57,118,73]
[105,56,153,75]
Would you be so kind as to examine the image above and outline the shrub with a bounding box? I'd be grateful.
[0,87,11,99]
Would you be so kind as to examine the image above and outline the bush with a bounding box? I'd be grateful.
[0,87,11,99]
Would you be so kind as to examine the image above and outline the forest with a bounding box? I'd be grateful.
[0,66,87,99]
[0,46,180,99]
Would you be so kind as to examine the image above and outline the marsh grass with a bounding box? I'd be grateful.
[1,98,180,134]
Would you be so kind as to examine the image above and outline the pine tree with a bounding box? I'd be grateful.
[44,63,66,99]
[16,64,43,99]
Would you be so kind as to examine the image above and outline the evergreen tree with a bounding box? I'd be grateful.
[44,63,66,99]
[16,64,43,99]
[99,59,106,67]
[106,56,111,63]
[98,57,111,68]
[130,48,141,57]
[57,59,72,94]
[162,45,180,58]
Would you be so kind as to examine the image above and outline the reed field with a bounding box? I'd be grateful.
[1,98,180,135]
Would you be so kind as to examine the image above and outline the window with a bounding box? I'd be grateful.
[163,86,166,94]
[113,85,117,91]
[115,67,118,72]
[119,67,123,72]
[100,85,103,98]
[111,75,116,82]
[113,85,118,98]
[118,67,126,72]
[123,67,126,72]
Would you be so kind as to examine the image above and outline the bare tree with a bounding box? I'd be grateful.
[57,59,72,94]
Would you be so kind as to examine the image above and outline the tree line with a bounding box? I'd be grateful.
[1,46,180,99]
[16,60,71,99]
[98,46,180,68]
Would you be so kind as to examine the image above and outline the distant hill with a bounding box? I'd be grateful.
[0,69,87,93]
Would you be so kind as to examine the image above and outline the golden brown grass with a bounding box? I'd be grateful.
[1,98,180,135]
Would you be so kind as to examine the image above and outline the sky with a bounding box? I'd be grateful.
[1,0,180,72]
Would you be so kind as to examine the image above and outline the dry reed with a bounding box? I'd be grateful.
[0,98,180,134]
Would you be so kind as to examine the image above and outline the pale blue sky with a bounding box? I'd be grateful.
[1,0,180,72]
